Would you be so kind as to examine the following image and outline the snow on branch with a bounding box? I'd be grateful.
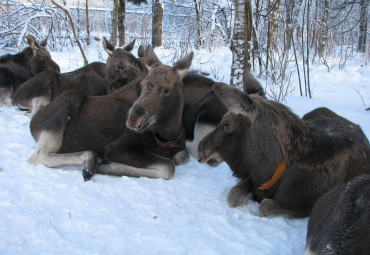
[50,0,88,65]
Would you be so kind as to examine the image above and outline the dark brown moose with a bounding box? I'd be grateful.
[305,174,370,254]
[0,35,60,102]
[28,46,193,181]
[102,37,148,93]
[183,70,265,162]
[100,40,262,162]
[100,40,228,160]
[198,84,370,218]
[12,62,107,115]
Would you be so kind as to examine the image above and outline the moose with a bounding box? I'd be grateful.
[305,174,370,255]
[101,39,228,160]
[101,40,264,161]
[198,84,370,218]
[12,62,107,115]
[0,35,60,103]
[28,46,192,181]
[102,38,148,93]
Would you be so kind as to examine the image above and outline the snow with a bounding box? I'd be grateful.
[0,44,369,255]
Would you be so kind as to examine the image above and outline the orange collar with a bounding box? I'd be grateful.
[259,159,288,190]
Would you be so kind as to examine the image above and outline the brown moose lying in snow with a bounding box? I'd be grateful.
[198,83,370,218]
[305,174,370,255]
[11,38,144,116]
[28,46,193,181]
[0,35,60,103]
[12,62,107,115]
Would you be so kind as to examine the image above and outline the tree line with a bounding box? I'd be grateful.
[0,0,368,100]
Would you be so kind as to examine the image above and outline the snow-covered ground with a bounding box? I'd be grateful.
[0,44,369,255]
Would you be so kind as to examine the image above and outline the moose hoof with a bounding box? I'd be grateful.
[82,169,94,182]
[173,150,189,165]
[227,186,250,208]
[259,199,279,217]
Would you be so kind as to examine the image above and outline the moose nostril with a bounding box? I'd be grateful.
[134,105,145,116]
[198,155,203,162]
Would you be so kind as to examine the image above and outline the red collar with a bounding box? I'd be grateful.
[154,129,183,148]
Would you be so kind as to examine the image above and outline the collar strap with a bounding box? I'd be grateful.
[259,159,288,190]
[154,129,183,149]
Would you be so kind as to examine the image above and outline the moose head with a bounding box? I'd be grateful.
[26,35,60,75]
[103,37,148,93]
[198,83,291,172]
[126,46,193,135]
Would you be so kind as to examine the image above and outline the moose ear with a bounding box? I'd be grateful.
[123,39,135,52]
[26,35,39,53]
[102,37,115,56]
[243,69,265,97]
[144,46,161,70]
[137,45,145,58]
[213,83,255,114]
[40,37,48,47]
[173,52,193,80]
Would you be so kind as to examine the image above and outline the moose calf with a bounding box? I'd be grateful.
[12,62,107,115]
[0,35,59,103]
[198,84,370,218]
[29,46,193,181]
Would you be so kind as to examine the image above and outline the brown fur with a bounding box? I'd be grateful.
[0,35,60,96]
[101,43,263,161]
[198,84,370,217]
[102,37,147,93]
[243,69,265,97]
[12,62,107,114]
[29,46,193,181]
[306,175,370,254]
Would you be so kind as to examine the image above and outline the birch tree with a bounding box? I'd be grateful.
[193,0,204,49]
[230,0,253,88]
[86,0,90,45]
[358,0,368,53]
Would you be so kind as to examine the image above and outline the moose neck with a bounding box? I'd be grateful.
[154,107,183,142]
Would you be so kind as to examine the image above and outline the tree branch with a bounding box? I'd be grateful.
[50,0,88,65]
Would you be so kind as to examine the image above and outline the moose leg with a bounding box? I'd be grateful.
[28,130,98,180]
[99,150,175,180]
[173,150,189,165]
[227,178,253,207]
[259,198,309,218]
[30,94,51,117]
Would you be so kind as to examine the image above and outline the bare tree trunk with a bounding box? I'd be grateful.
[270,0,281,52]
[284,0,294,50]
[230,0,252,88]
[112,0,119,46]
[306,0,311,98]
[152,0,163,47]
[86,0,90,45]
[51,0,88,65]
[318,0,330,56]
[266,0,281,70]
[193,0,204,49]
[358,0,368,53]
[118,0,125,46]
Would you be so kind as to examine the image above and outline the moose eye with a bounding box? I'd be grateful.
[224,123,233,133]
[147,84,153,91]
[162,88,170,96]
